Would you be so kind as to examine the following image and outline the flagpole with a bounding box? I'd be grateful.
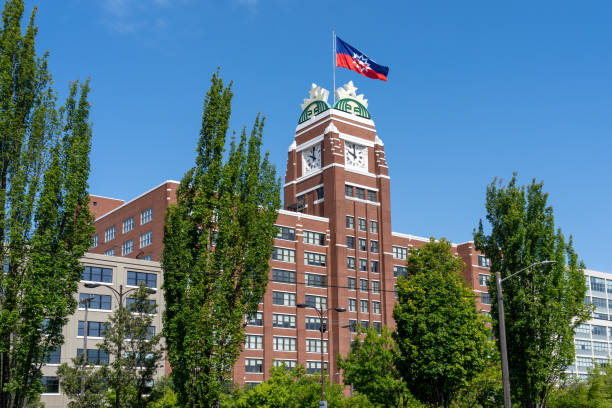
[332,29,336,105]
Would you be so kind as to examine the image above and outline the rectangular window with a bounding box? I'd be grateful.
[305,295,327,310]
[358,238,367,251]
[304,231,326,246]
[355,187,365,200]
[348,298,356,312]
[123,217,134,233]
[77,349,109,365]
[591,277,606,293]
[245,335,263,350]
[272,269,296,284]
[78,321,108,337]
[141,208,153,225]
[245,358,263,373]
[373,301,381,314]
[592,297,607,312]
[44,347,61,364]
[272,313,296,328]
[361,321,370,329]
[105,248,115,256]
[41,376,59,394]
[593,342,608,356]
[359,258,367,272]
[276,226,295,241]
[272,291,296,307]
[347,257,355,270]
[392,246,407,260]
[143,255,152,261]
[140,231,152,248]
[373,322,382,333]
[82,266,112,283]
[105,226,115,242]
[274,360,296,370]
[360,300,369,313]
[304,252,326,267]
[127,271,157,288]
[79,293,112,310]
[306,339,328,354]
[122,240,134,256]
[348,319,357,333]
[345,185,353,197]
[306,361,328,374]
[358,218,366,231]
[367,190,376,202]
[479,274,490,286]
[92,235,98,248]
[305,317,327,331]
[305,273,327,288]
[575,340,592,354]
[360,279,368,292]
[246,311,263,326]
[273,336,296,352]
[372,280,380,294]
[346,215,354,229]
[575,323,590,337]
[348,277,356,290]
[272,247,296,263]
[393,265,407,278]
[126,298,157,313]
[346,236,355,249]
[481,292,491,305]
[316,187,324,200]
[607,279,612,295]
[371,260,379,273]
[370,220,378,234]
[370,240,379,253]
[478,255,491,268]
[592,325,607,339]
[576,357,593,370]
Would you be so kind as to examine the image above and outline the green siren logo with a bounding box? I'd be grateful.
[298,84,330,124]
[333,81,371,119]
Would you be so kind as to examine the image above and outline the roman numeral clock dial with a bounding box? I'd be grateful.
[302,143,321,175]
[344,141,367,169]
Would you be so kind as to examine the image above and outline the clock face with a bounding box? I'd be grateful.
[302,143,321,174]
[344,141,367,169]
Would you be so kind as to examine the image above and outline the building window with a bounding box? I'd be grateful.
[305,273,327,288]
[123,216,134,234]
[358,218,366,231]
[361,321,369,329]
[246,311,263,326]
[592,325,607,339]
[272,291,296,307]
[141,208,153,225]
[481,292,491,305]
[105,226,115,242]
[360,279,368,292]
[92,235,98,248]
[142,255,152,261]
[274,360,296,370]
[479,274,490,286]
[245,358,263,373]
[345,185,353,197]
[575,340,592,354]
[127,271,157,288]
[591,277,606,293]
[348,298,356,312]
[41,376,59,394]
[478,255,491,268]
[392,246,407,260]
[367,190,376,202]
[140,231,152,248]
[306,361,328,374]
[575,323,590,337]
[77,349,109,365]
[359,259,367,272]
[126,298,157,313]
[358,238,367,251]
[346,236,355,250]
[273,336,296,352]
[347,257,355,270]
[371,260,379,273]
[348,319,357,333]
[304,231,326,246]
[576,357,593,370]
[82,266,112,283]
[305,317,327,331]
[373,301,381,314]
[245,335,263,350]
[355,187,365,200]
[346,215,354,229]
[105,248,115,256]
[607,279,612,295]
[304,252,326,267]
[393,265,407,278]
[122,240,134,256]
[373,322,382,333]
[306,339,327,354]
[305,295,327,310]
[272,269,296,284]
[348,277,356,290]
[360,300,369,313]
[44,347,61,364]
[316,187,324,200]
[272,313,296,328]
[372,280,380,294]
[272,247,296,263]
[370,220,378,234]
[370,240,379,253]
[276,226,295,241]
[78,321,108,337]
[593,342,608,356]
[79,293,111,310]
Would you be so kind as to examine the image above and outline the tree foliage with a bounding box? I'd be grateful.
[0,0,94,405]
[162,71,281,407]
[474,175,590,408]
[454,341,503,408]
[393,239,490,408]
[548,365,612,408]
[56,355,109,408]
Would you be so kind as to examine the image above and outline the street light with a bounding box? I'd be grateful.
[495,260,555,408]
[297,303,345,408]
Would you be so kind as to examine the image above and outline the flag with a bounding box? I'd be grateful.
[335,36,389,81]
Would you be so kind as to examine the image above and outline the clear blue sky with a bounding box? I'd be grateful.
[30,0,611,271]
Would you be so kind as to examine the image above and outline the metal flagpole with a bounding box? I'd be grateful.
[332,29,336,105]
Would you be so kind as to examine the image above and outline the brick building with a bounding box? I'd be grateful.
[88,81,492,385]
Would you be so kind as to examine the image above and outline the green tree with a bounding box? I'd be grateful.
[162,71,281,407]
[393,238,490,408]
[474,176,590,408]
[101,284,163,408]
[548,365,612,408]
[56,355,109,408]
[454,342,503,408]
[0,1,94,405]
[338,326,417,408]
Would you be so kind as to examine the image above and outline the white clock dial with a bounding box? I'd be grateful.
[344,141,367,169]
[302,143,321,174]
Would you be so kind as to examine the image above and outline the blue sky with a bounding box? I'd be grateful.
[30,0,611,271]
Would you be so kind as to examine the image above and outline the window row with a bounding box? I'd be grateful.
[347,299,381,314]
[275,226,326,246]
[245,359,327,374]
[575,339,611,356]
[345,216,378,234]
[347,278,380,293]
[345,185,377,202]
[347,257,379,273]
[346,236,378,253]
[81,266,158,288]
[587,276,612,296]
[347,320,382,333]
[247,313,328,331]
[271,248,327,267]
[575,323,612,340]
[100,208,153,245]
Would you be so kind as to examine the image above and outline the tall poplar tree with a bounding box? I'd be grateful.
[162,72,280,407]
[0,0,94,406]
[474,176,590,408]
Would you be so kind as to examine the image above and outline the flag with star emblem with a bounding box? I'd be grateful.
[335,36,389,81]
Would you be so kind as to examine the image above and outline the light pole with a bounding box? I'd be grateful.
[495,260,555,408]
[83,283,156,408]
[297,303,345,408]
[80,295,95,396]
